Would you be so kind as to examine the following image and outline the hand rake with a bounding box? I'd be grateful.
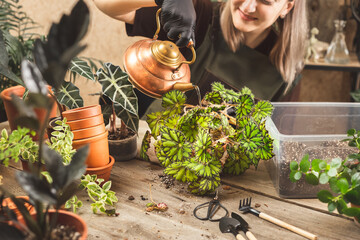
[239,197,317,240]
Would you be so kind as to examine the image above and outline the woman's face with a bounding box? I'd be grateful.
[231,0,294,34]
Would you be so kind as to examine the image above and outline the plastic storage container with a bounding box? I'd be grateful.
[265,102,360,198]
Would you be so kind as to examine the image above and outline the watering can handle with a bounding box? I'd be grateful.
[153,8,196,69]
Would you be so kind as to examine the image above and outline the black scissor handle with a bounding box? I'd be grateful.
[193,200,229,222]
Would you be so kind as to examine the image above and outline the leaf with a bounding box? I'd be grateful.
[96,62,138,116]
[20,60,48,95]
[336,178,349,194]
[236,122,263,152]
[300,158,311,173]
[305,173,319,185]
[319,172,330,184]
[342,207,360,217]
[290,161,299,171]
[204,91,222,104]
[317,190,333,203]
[64,145,88,187]
[252,100,273,123]
[194,128,212,164]
[161,90,186,114]
[114,102,139,133]
[42,145,67,190]
[235,94,254,119]
[146,111,164,137]
[55,81,83,109]
[16,171,57,205]
[10,94,39,130]
[140,130,151,161]
[160,127,192,162]
[69,57,95,81]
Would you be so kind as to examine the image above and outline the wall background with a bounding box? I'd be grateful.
[20,0,143,106]
[19,0,358,104]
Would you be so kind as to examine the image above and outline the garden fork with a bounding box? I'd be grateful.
[239,197,318,240]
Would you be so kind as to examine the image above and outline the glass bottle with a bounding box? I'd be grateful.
[325,20,350,64]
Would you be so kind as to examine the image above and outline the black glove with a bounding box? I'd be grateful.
[155,0,196,47]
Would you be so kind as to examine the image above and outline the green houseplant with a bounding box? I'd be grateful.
[96,62,139,161]
[289,129,360,223]
[141,82,274,194]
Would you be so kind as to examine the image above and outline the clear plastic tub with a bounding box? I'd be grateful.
[265,102,360,198]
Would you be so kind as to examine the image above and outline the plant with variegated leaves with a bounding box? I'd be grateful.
[95,63,139,138]
[140,82,274,195]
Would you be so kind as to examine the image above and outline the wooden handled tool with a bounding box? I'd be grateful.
[259,212,317,240]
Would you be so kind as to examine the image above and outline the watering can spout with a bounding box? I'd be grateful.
[172,82,195,92]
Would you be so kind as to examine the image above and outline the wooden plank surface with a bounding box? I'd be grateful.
[1,120,360,239]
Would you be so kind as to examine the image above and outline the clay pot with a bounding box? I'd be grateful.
[72,123,106,140]
[62,105,101,121]
[2,196,35,221]
[67,114,104,130]
[18,209,87,240]
[108,130,137,162]
[85,155,115,182]
[72,131,109,168]
[0,85,57,139]
[20,158,45,172]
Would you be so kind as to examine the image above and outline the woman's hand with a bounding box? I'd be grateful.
[155,0,196,47]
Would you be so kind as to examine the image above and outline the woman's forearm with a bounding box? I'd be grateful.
[93,0,156,18]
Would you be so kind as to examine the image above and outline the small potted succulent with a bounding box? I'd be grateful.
[141,82,274,195]
[290,129,360,226]
[96,62,139,162]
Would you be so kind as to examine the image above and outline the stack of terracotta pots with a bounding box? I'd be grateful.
[62,105,114,181]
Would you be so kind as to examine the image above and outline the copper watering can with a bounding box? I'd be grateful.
[123,9,196,98]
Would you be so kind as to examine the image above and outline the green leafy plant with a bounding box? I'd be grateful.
[0,1,90,239]
[290,129,360,219]
[79,174,118,216]
[64,195,83,213]
[0,0,102,117]
[141,82,274,195]
[47,118,76,165]
[0,117,75,166]
[96,62,139,138]
[0,127,38,166]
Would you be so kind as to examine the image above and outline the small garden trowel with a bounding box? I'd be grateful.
[231,212,257,240]
[219,217,246,240]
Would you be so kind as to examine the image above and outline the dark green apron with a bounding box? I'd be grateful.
[186,22,285,104]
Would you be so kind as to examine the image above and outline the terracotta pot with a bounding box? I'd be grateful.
[72,131,109,168]
[62,105,101,121]
[72,123,106,140]
[0,85,57,139]
[67,114,104,130]
[108,130,137,162]
[18,209,87,240]
[2,196,35,221]
[85,155,115,182]
[351,203,360,227]
[20,157,45,172]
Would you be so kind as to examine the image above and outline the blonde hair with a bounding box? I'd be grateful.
[220,0,308,92]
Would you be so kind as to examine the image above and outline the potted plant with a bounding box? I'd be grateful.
[0,6,89,237]
[290,128,360,225]
[0,0,40,123]
[0,0,101,129]
[96,62,139,162]
[141,82,274,195]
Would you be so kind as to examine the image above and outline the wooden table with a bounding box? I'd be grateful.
[1,120,359,240]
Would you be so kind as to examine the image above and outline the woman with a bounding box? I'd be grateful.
[93,0,308,116]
